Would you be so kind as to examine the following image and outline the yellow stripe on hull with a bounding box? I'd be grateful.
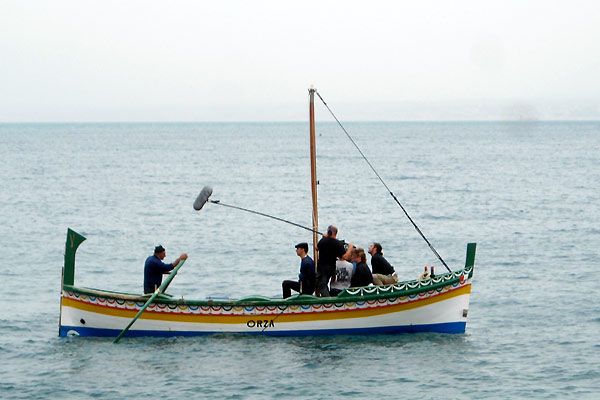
[61,284,471,325]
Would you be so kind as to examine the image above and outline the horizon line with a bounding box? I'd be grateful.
[2,119,600,124]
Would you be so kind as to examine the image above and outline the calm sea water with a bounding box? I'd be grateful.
[1,121,599,399]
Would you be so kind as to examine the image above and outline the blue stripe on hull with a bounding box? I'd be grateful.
[59,322,466,338]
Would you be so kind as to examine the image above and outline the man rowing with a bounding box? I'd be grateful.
[143,245,188,294]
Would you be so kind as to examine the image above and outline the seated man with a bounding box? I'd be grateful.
[368,242,398,285]
[350,247,373,288]
[282,242,316,298]
[330,248,355,296]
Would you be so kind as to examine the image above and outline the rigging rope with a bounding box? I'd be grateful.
[315,91,452,273]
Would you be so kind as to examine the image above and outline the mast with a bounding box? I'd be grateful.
[308,87,319,264]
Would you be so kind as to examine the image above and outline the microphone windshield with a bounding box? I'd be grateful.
[193,186,213,211]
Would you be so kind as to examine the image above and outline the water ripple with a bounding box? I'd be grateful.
[2,122,600,399]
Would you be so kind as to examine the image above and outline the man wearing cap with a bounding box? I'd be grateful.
[143,245,188,294]
[282,242,316,298]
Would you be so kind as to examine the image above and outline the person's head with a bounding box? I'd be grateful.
[343,244,356,261]
[368,242,382,256]
[295,242,309,257]
[326,225,338,238]
[154,245,166,260]
[352,247,367,263]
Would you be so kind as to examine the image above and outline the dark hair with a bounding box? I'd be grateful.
[295,242,309,252]
[372,242,382,253]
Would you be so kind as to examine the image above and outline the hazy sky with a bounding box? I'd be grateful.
[2,0,599,121]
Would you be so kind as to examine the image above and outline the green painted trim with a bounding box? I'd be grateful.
[63,228,86,287]
[465,243,477,279]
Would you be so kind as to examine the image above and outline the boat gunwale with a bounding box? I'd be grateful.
[62,265,472,308]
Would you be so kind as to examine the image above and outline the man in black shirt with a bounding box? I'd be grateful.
[316,225,352,297]
[368,242,398,285]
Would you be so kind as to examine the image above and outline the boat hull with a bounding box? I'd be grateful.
[59,277,472,337]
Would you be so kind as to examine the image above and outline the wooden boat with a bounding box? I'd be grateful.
[60,229,475,337]
[59,89,477,338]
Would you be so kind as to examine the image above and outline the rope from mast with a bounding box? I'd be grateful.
[315,91,452,273]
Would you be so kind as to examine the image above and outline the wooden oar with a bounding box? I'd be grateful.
[113,259,186,343]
